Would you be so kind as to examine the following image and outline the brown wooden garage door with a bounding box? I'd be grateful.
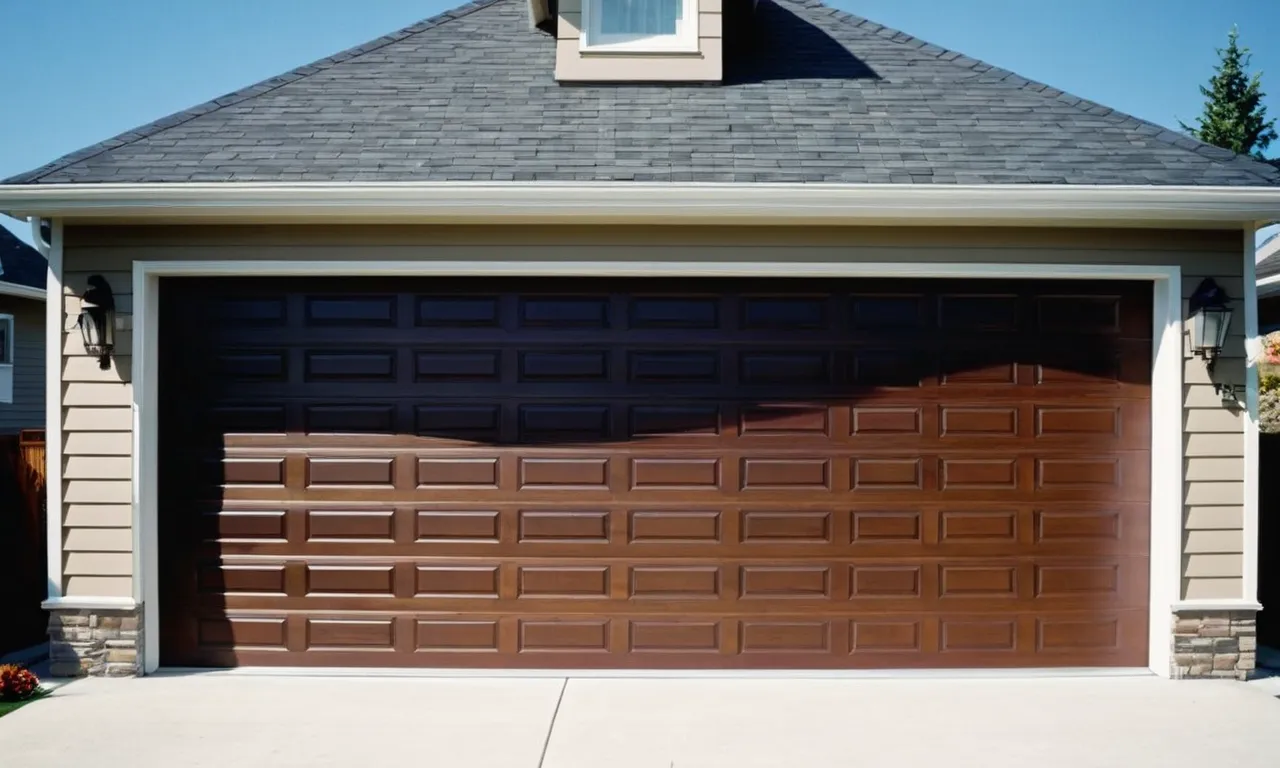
[158,277,1151,669]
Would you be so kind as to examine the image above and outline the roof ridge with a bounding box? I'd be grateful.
[782,0,1280,186]
[2,0,508,185]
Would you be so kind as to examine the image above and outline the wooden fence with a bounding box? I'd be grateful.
[0,430,47,657]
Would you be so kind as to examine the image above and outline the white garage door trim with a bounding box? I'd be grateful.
[130,259,1184,677]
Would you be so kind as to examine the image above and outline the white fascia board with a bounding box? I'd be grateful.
[2,182,1280,226]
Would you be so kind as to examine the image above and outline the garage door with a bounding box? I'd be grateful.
[158,277,1150,669]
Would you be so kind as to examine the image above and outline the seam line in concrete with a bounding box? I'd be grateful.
[538,678,569,768]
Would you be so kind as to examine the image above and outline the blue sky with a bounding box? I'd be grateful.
[2,0,1278,244]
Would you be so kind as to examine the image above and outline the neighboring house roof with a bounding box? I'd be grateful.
[0,228,46,298]
[1259,233,1280,281]
[4,0,1279,187]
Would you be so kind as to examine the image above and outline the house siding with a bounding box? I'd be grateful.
[555,0,723,82]
[0,296,45,435]
[58,225,1248,608]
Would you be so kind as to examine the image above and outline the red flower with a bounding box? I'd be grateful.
[0,664,41,701]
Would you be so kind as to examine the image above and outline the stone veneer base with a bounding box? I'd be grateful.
[47,607,142,677]
[1171,610,1256,681]
[41,606,1258,680]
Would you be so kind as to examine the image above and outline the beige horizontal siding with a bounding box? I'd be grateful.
[1184,433,1244,458]
[64,356,133,383]
[64,552,132,576]
[698,11,722,37]
[64,456,133,481]
[64,432,132,456]
[1183,408,1244,434]
[65,382,132,407]
[1184,384,1244,408]
[1183,577,1244,600]
[1184,357,1244,386]
[1184,457,1244,482]
[1183,553,1244,578]
[64,407,133,431]
[64,527,133,553]
[57,224,1248,610]
[64,480,131,504]
[65,331,133,357]
[65,576,132,598]
[64,504,133,528]
[1184,481,1244,506]
[1182,275,1244,298]
[1181,259,1246,600]
[1183,529,1244,554]
[1184,506,1244,530]
[65,293,133,316]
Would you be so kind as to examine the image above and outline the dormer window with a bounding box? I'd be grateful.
[582,0,697,52]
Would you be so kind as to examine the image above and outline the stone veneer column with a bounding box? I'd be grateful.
[48,607,142,677]
[1171,611,1257,680]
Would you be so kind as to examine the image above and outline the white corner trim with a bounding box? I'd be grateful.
[41,596,137,611]
[44,221,63,604]
[133,259,1182,678]
[133,264,160,673]
[1148,268,1182,680]
[2,182,1280,225]
[1243,225,1261,607]
[1170,600,1264,613]
[0,283,46,301]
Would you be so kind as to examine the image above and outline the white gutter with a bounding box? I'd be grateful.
[0,282,46,301]
[1,182,1280,226]
[29,216,50,258]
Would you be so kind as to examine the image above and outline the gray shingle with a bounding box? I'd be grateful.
[4,0,1277,186]
[0,229,46,290]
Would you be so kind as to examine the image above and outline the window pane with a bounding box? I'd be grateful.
[0,322,8,364]
[600,0,681,36]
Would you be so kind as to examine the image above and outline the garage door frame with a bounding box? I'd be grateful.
[129,258,1184,677]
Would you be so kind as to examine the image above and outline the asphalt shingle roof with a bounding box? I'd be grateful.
[5,0,1279,186]
[0,229,46,291]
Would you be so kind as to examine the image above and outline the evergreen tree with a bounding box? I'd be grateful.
[1181,27,1276,158]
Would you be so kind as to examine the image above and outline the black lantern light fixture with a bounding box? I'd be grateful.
[1188,277,1234,374]
[77,275,116,370]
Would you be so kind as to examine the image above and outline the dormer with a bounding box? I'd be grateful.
[532,0,726,82]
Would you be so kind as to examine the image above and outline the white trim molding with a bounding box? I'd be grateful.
[0,313,13,404]
[131,258,1184,677]
[41,596,137,611]
[44,221,64,604]
[1243,224,1261,609]
[3,182,1280,226]
[581,0,699,53]
[1170,600,1264,613]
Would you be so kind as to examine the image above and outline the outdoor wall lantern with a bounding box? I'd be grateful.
[77,275,116,370]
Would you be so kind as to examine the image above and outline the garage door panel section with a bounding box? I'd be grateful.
[159,277,1150,669]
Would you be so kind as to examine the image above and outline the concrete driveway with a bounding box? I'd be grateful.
[2,674,1279,767]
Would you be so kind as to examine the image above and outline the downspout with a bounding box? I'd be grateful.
[30,217,51,259]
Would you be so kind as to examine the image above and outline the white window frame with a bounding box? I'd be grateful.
[0,313,13,404]
[580,0,698,53]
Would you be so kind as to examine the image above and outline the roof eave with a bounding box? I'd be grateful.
[2,182,1279,228]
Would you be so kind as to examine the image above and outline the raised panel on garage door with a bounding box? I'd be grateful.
[158,277,1151,669]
